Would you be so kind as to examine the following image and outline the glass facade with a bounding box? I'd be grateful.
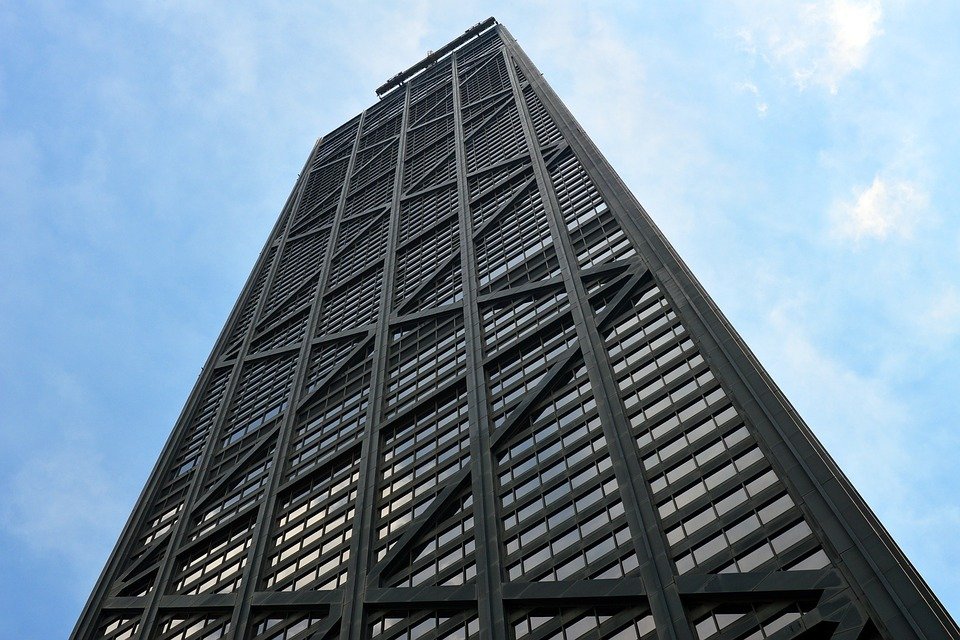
[72,19,958,640]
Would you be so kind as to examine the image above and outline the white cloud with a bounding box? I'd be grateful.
[736,80,769,116]
[830,174,928,241]
[920,286,960,341]
[736,0,884,93]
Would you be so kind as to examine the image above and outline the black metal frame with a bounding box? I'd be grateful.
[72,19,958,640]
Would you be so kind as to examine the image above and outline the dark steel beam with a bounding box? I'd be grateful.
[449,48,507,640]
[339,82,413,640]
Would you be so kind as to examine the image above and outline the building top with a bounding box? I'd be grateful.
[376,17,497,97]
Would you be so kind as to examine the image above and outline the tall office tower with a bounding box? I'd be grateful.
[73,18,957,640]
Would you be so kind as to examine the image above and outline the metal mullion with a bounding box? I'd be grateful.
[367,466,473,582]
[408,108,454,134]
[321,259,382,300]
[402,146,457,196]
[466,156,534,205]
[467,143,568,243]
[390,302,464,326]
[401,178,459,203]
[345,159,401,200]
[460,86,514,112]
[656,469,767,532]
[402,127,455,166]
[451,49,507,640]
[242,342,302,364]
[462,147,539,183]
[474,276,564,305]
[456,47,510,89]
[500,449,613,519]
[253,310,312,345]
[580,258,635,283]
[393,251,462,315]
[227,109,369,637]
[313,152,352,173]
[173,503,260,560]
[408,91,455,130]
[501,38,693,640]
[131,134,323,640]
[339,203,389,227]
[650,449,762,525]
[459,91,513,142]
[614,359,715,415]
[635,379,725,440]
[350,141,401,188]
[394,209,458,255]
[480,312,574,367]
[309,325,374,347]
[599,312,687,371]
[296,188,342,227]
[402,91,512,197]
[684,509,807,574]
[285,222,333,245]
[329,210,386,260]
[375,373,466,435]
[642,408,751,481]
[504,581,649,606]
[340,83,411,640]
[254,293,315,338]
[273,441,364,498]
[112,537,168,591]
[295,333,376,411]
[190,423,282,513]
[354,133,400,159]
[488,344,582,450]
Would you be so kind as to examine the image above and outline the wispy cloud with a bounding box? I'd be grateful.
[524,7,730,247]
[830,174,929,241]
[0,369,127,583]
[919,286,960,341]
[758,297,914,500]
[736,0,884,93]
[736,80,768,116]
[0,440,125,575]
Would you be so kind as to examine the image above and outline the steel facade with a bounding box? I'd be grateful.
[73,20,958,640]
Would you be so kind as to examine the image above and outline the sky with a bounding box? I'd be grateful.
[0,1,958,637]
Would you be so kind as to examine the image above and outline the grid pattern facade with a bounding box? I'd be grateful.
[73,21,958,640]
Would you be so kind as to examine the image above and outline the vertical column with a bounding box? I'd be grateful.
[227,113,367,636]
[340,85,412,640]
[450,50,508,640]
[133,138,323,639]
[500,31,694,640]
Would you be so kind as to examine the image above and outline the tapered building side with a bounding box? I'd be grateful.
[73,19,957,640]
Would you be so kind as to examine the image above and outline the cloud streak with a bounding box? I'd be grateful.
[737,0,884,93]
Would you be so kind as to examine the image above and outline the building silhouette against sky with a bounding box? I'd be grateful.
[73,18,958,640]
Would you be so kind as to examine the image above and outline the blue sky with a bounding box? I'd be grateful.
[1,2,958,637]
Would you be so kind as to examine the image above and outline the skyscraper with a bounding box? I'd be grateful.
[72,18,958,640]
